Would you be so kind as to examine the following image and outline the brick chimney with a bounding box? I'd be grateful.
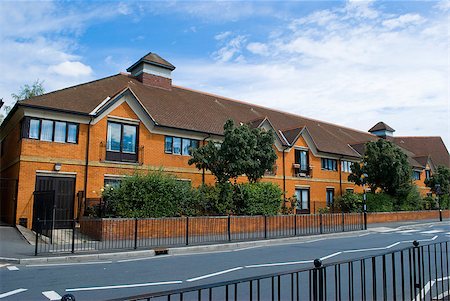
[127,52,175,90]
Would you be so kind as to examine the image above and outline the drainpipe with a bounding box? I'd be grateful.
[282,146,288,203]
[81,117,93,219]
[201,134,211,185]
[339,157,343,197]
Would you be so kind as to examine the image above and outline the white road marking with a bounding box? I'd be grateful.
[396,230,419,233]
[415,276,449,300]
[234,246,262,252]
[118,256,170,263]
[42,290,61,300]
[66,281,182,292]
[6,266,19,271]
[187,267,243,282]
[320,252,342,260]
[0,288,27,299]
[0,264,10,268]
[27,261,112,267]
[245,260,312,268]
[420,230,443,234]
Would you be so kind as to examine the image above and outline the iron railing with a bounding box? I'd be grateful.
[34,213,364,255]
[107,240,449,301]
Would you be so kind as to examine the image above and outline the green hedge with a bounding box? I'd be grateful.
[233,182,282,216]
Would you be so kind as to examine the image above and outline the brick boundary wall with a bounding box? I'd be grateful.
[79,213,363,241]
[366,209,449,224]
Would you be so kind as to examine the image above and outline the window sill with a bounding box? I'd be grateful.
[102,160,139,166]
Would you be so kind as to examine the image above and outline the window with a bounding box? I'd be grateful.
[54,121,66,142]
[341,160,353,173]
[321,158,337,171]
[295,149,309,171]
[425,170,431,180]
[29,119,40,139]
[413,171,421,181]
[106,121,138,162]
[24,117,78,143]
[326,188,334,207]
[164,136,199,156]
[295,188,310,212]
[40,120,54,141]
[164,136,173,153]
[104,177,122,189]
[346,188,354,194]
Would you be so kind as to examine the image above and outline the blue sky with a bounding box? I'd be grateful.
[0,1,449,146]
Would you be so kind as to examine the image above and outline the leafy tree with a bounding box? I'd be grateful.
[11,79,45,101]
[348,139,412,196]
[1,80,45,124]
[189,119,277,183]
[425,165,450,196]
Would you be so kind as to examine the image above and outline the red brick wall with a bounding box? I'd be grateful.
[366,210,449,224]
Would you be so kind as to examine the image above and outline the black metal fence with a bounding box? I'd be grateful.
[108,240,449,301]
[34,213,364,255]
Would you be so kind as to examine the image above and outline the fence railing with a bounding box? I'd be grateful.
[34,213,364,255]
[106,240,449,301]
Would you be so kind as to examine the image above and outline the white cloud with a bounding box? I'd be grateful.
[382,14,425,29]
[175,3,449,147]
[48,61,93,77]
[213,33,247,63]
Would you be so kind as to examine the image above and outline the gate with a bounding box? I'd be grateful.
[32,190,55,240]
[35,175,75,228]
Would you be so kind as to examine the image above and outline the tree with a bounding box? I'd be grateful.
[425,165,450,195]
[11,79,45,101]
[348,139,412,196]
[1,80,45,124]
[189,119,277,183]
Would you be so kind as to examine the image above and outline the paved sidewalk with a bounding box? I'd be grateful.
[0,219,448,265]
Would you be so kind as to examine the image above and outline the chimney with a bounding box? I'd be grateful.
[368,122,395,139]
[127,52,175,90]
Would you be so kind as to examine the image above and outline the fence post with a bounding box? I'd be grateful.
[34,218,40,256]
[294,214,297,236]
[71,219,76,254]
[319,214,323,234]
[264,215,267,239]
[439,209,442,222]
[312,259,324,301]
[412,240,422,300]
[227,215,231,242]
[364,211,367,230]
[134,218,138,250]
[341,212,345,232]
[185,216,189,246]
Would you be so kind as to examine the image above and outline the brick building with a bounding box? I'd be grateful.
[1,52,448,228]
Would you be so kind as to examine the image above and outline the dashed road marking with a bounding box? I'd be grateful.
[66,281,182,292]
[396,230,420,234]
[27,261,112,268]
[0,288,27,299]
[6,266,19,271]
[245,260,312,268]
[42,290,62,300]
[420,230,444,234]
[187,267,243,282]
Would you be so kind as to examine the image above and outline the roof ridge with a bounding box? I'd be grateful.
[173,85,377,137]
[395,136,442,139]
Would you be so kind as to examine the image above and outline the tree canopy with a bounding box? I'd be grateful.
[189,119,277,183]
[425,165,450,195]
[348,139,412,196]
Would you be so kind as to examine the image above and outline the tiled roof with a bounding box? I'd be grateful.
[394,137,450,167]
[17,73,448,164]
[368,121,395,133]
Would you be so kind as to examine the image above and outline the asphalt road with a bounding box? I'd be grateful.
[1,222,449,301]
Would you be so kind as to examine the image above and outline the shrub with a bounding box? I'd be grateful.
[233,182,282,215]
[398,185,423,211]
[334,193,363,213]
[103,171,196,218]
[423,196,437,210]
[195,183,234,215]
[366,193,394,212]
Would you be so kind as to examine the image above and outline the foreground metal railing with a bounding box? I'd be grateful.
[34,213,364,255]
[107,240,449,301]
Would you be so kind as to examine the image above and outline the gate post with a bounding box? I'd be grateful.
[185,216,189,246]
[412,240,423,300]
[227,215,231,242]
[312,259,325,301]
[35,218,40,256]
[341,212,345,232]
[319,214,323,234]
[71,219,76,254]
[134,218,138,250]
[264,215,267,239]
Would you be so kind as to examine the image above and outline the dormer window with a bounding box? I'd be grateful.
[293,149,310,177]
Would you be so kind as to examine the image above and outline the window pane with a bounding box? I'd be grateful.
[295,190,301,209]
[302,190,309,209]
[104,178,122,189]
[122,125,137,153]
[173,137,181,154]
[40,120,53,141]
[107,123,121,151]
[165,136,173,153]
[182,138,191,155]
[300,151,307,170]
[54,121,66,142]
[190,140,199,154]
[29,119,40,139]
[67,124,77,143]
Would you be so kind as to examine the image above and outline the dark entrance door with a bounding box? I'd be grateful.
[32,191,55,237]
[34,176,76,228]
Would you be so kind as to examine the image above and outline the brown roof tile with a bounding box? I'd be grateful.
[369,121,395,133]
[127,52,176,72]
[393,137,450,167]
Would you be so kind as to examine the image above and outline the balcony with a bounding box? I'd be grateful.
[293,163,312,178]
[99,141,145,165]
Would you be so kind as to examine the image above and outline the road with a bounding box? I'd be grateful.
[1,222,449,300]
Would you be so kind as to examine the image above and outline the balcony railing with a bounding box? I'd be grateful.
[99,141,144,165]
[293,164,313,178]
